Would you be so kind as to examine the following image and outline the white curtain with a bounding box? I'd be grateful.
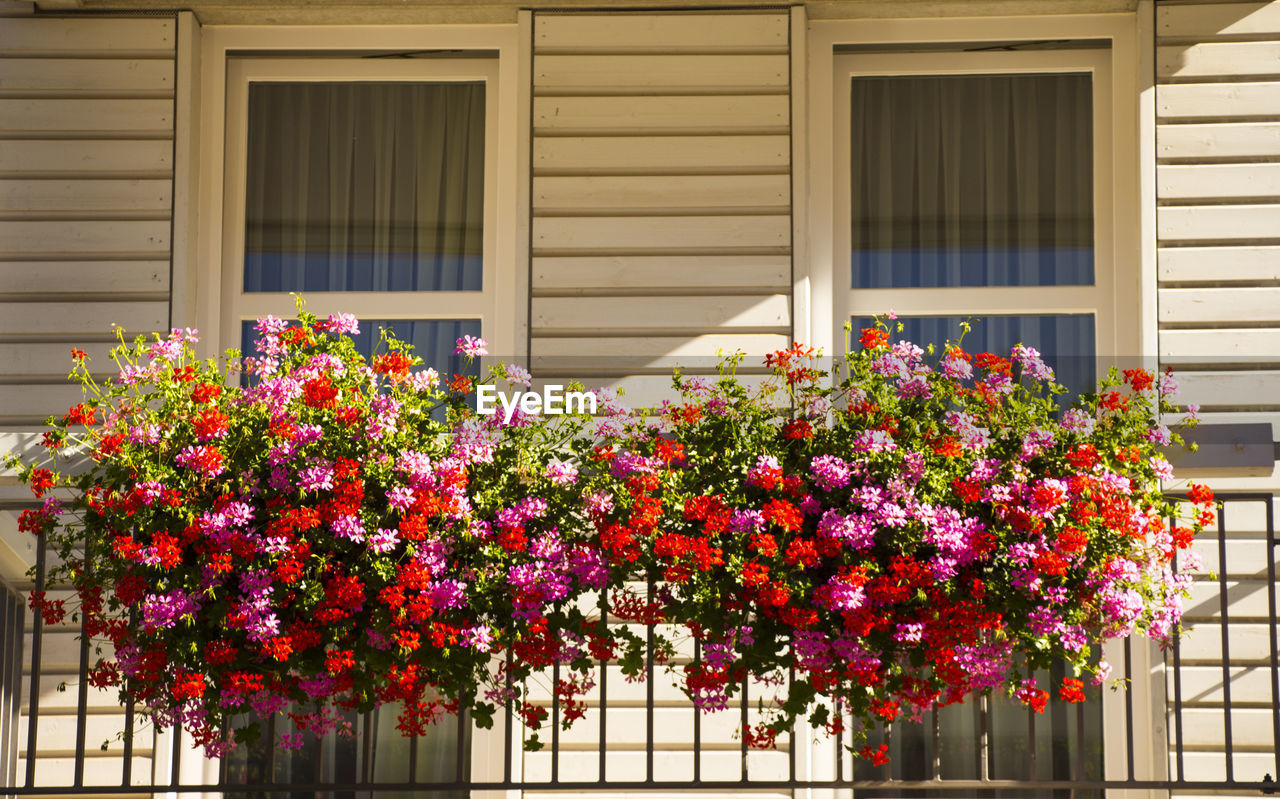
[850,72,1092,288]
[244,81,485,293]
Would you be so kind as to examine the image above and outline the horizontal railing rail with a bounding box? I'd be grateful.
[2,492,1277,797]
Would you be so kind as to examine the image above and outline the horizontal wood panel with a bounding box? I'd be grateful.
[20,674,125,713]
[0,301,167,339]
[534,13,787,51]
[534,215,790,250]
[0,385,94,425]
[1161,328,1280,361]
[0,220,170,256]
[1184,579,1274,619]
[1160,287,1280,323]
[1158,204,1280,241]
[534,174,790,211]
[1157,82,1280,120]
[1159,2,1280,38]
[18,711,133,754]
[1174,370,1280,409]
[0,59,174,96]
[534,54,788,90]
[1176,752,1277,784]
[1158,42,1280,79]
[532,294,789,331]
[18,757,156,789]
[1158,163,1280,200]
[0,140,172,176]
[1158,122,1280,160]
[534,94,788,131]
[0,342,120,379]
[531,333,790,360]
[0,18,174,56]
[534,135,788,172]
[1177,708,1279,750]
[1158,245,1280,282]
[0,180,172,215]
[0,99,172,135]
[1176,622,1275,663]
[1182,537,1275,578]
[533,254,789,290]
[1168,663,1271,706]
[0,261,168,296]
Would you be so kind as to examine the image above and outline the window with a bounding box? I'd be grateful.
[217,56,508,363]
[805,14,1152,792]
[834,47,1121,382]
[838,46,1110,794]
[195,42,519,788]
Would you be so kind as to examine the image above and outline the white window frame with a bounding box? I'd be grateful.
[222,56,500,351]
[833,47,1116,352]
[176,21,530,791]
[804,12,1162,799]
[185,23,529,362]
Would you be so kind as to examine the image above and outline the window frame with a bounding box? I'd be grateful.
[803,12,1161,796]
[221,56,500,350]
[187,23,529,363]
[181,21,528,784]
[834,48,1114,349]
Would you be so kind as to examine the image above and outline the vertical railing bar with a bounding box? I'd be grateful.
[503,651,513,785]
[835,705,842,784]
[313,716,325,791]
[0,590,13,789]
[1027,686,1037,782]
[360,711,373,785]
[646,579,655,785]
[692,639,700,784]
[1075,696,1085,792]
[120,695,134,788]
[598,590,608,784]
[1124,636,1135,782]
[23,538,46,789]
[1216,500,1234,783]
[455,703,467,784]
[1266,495,1280,781]
[266,712,277,786]
[551,659,560,784]
[408,721,418,785]
[979,693,990,782]
[1171,554,1186,783]
[739,674,748,783]
[169,717,181,788]
[788,667,796,784]
[73,542,92,787]
[0,591,12,789]
[930,705,941,780]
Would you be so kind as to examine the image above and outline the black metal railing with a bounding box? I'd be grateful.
[2,492,1278,797]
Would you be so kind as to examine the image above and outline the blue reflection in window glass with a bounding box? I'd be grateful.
[240,318,482,387]
[850,314,1095,399]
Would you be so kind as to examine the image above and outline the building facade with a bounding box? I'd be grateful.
[1,0,1279,795]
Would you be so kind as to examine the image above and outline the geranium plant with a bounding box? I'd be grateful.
[581,319,1211,758]
[7,312,1211,764]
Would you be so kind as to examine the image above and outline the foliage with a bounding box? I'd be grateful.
[7,312,1211,761]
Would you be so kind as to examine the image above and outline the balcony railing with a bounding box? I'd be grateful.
[2,493,1277,797]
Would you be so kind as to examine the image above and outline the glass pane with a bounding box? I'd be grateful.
[245,81,485,293]
[240,318,482,382]
[850,314,1096,398]
[850,73,1092,288]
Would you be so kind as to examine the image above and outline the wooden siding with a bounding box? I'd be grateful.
[528,10,792,411]
[1157,2,1280,436]
[1157,5,1280,789]
[0,14,175,791]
